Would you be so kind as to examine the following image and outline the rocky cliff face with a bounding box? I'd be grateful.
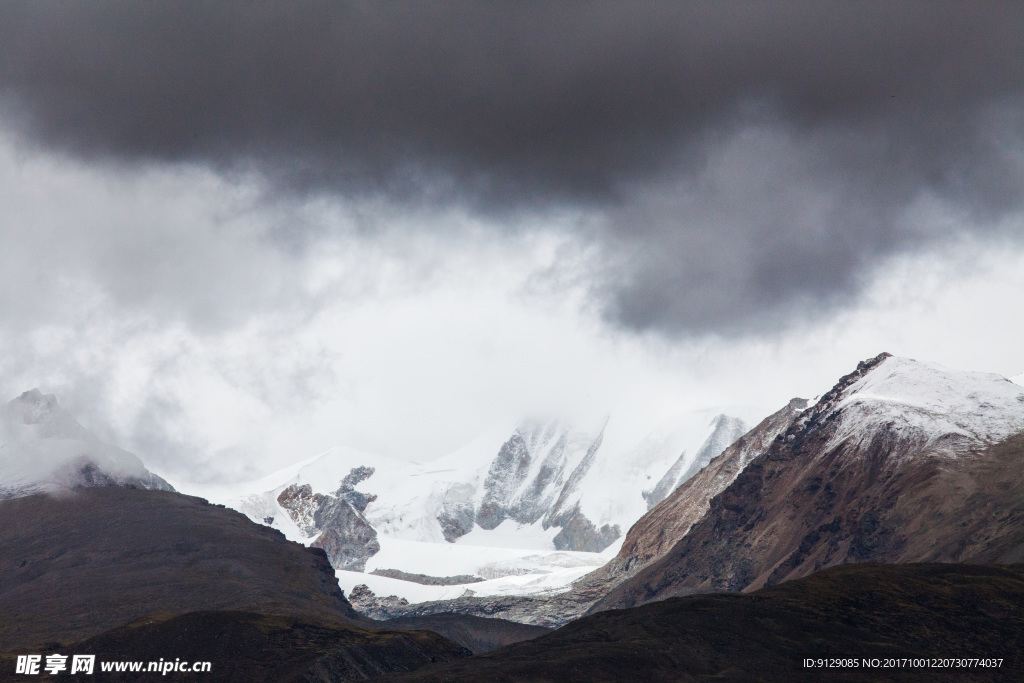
[277,466,380,571]
[0,389,173,499]
[436,482,476,542]
[593,353,1024,612]
[375,419,609,552]
[472,419,616,551]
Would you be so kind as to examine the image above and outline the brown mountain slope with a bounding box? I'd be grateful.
[0,488,362,650]
[602,397,808,579]
[593,354,1024,612]
[385,563,1024,682]
[2,612,469,683]
[380,614,550,654]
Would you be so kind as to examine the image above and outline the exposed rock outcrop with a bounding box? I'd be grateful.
[277,467,380,571]
[473,419,619,551]
[276,483,322,536]
[549,504,621,552]
[370,569,484,585]
[475,433,531,530]
[436,483,476,542]
[348,583,410,617]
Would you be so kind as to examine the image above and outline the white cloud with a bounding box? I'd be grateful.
[1,132,1022,485]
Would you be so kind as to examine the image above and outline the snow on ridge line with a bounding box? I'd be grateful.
[169,450,327,504]
[832,355,1024,443]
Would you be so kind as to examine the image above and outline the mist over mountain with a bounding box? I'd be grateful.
[4,352,1024,680]
[186,407,759,619]
[0,389,172,499]
[3,4,1024,680]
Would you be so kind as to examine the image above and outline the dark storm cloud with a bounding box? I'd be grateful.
[1,1,1022,334]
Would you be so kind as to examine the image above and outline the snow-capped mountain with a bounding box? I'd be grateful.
[816,354,1024,455]
[0,389,173,499]
[594,353,1024,612]
[197,408,761,581]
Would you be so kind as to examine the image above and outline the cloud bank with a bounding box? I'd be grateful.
[1,1,1022,335]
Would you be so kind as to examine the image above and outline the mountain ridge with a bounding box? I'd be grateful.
[592,353,1024,612]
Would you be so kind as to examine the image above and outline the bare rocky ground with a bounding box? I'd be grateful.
[0,488,361,651]
[379,614,549,655]
[1,611,470,683]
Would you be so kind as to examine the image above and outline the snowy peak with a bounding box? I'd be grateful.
[0,389,173,499]
[798,354,1024,451]
[476,418,606,534]
[10,388,60,425]
[210,407,760,576]
[5,389,93,442]
[839,355,1024,423]
[595,355,1024,609]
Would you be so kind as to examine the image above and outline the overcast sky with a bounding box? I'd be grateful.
[1,1,1022,483]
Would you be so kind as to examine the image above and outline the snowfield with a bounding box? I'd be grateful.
[336,534,621,604]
